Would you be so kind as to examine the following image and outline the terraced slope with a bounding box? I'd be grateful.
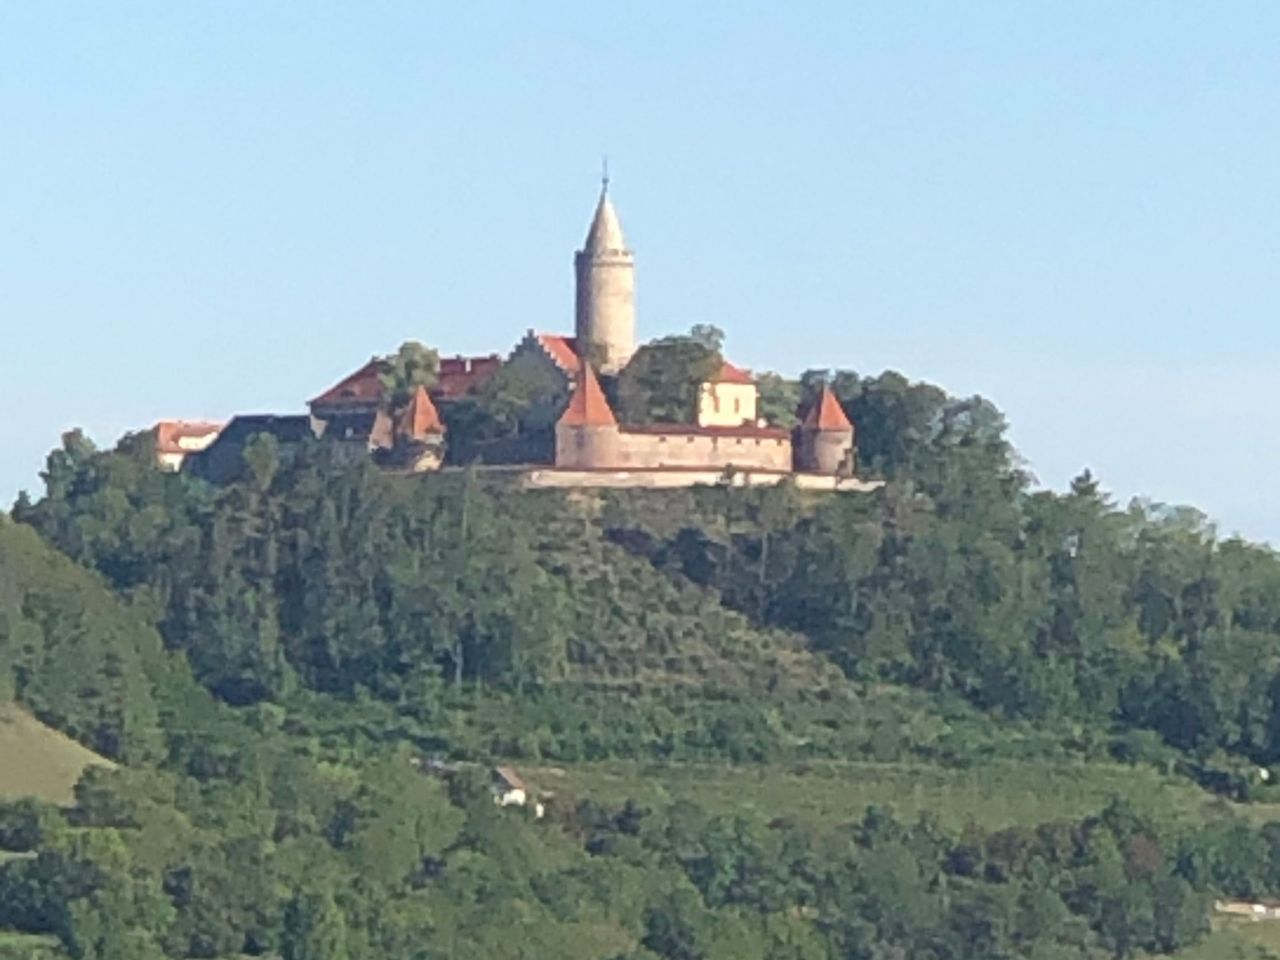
[527,490,841,693]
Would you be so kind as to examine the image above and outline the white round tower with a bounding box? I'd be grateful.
[574,178,635,375]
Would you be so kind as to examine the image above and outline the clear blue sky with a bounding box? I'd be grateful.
[3,3,1278,539]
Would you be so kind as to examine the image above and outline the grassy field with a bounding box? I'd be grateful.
[1169,919,1280,960]
[0,703,114,805]
[527,758,1280,832]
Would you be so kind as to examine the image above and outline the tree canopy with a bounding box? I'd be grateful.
[378,340,440,404]
[615,332,722,424]
[9,363,1280,959]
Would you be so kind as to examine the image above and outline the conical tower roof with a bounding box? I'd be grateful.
[801,384,852,431]
[582,186,628,255]
[397,385,445,439]
[558,363,617,427]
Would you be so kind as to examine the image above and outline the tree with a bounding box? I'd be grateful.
[615,335,721,423]
[379,341,440,404]
[281,890,349,960]
[755,373,800,428]
[440,358,568,464]
[688,324,726,353]
[41,430,98,504]
[0,798,61,852]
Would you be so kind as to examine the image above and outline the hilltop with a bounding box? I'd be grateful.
[7,367,1280,960]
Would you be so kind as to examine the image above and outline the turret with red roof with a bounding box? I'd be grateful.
[796,383,855,475]
[555,363,621,468]
[396,385,446,442]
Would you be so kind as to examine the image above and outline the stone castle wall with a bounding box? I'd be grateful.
[526,467,883,492]
[618,428,792,472]
[557,424,792,473]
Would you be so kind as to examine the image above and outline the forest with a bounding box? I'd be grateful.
[5,365,1280,959]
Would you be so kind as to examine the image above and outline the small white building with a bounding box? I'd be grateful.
[492,766,544,818]
[153,421,224,472]
[696,362,759,428]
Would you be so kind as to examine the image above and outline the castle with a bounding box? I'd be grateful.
[176,180,874,491]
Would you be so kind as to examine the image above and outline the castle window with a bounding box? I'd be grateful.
[687,436,695,444]
[733,398,741,414]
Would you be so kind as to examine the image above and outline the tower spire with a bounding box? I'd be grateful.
[575,169,635,375]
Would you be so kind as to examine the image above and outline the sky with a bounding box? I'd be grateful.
[2,3,1278,539]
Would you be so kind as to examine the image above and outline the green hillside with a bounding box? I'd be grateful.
[0,519,167,765]
[9,371,1280,959]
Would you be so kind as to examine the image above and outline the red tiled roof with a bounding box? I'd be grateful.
[623,423,790,440]
[310,359,387,407]
[711,360,754,385]
[153,420,224,454]
[313,353,501,408]
[397,385,445,438]
[535,334,582,374]
[436,354,502,399]
[558,364,617,427]
[801,385,852,431]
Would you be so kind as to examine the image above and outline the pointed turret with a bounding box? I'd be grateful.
[397,385,445,440]
[555,364,621,468]
[574,176,636,375]
[797,385,856,475]
[385,385,447,472]
[801,384,853,431]
[557,363,617,427]
[583,189,628,254]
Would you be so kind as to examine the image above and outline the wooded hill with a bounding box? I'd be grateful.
[5,369,1280,959]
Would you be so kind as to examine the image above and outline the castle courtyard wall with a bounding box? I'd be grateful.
[615,428,792,472]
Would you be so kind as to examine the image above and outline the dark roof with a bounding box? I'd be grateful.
[210,414,315,444]
[317,410,394,448]
[183,415,315,484]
